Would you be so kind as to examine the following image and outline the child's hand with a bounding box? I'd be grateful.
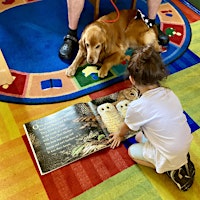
[108,132,124,149]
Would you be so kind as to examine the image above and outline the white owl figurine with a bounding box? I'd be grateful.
[97,103,122,133]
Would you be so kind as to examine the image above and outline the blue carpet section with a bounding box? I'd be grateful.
[167,49,200,74]
[123,136,137,149]
[0,0,69,73]
[41,79,62,90]
[184,111,200,133]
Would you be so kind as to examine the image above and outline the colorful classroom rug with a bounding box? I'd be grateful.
[0,1,200,199]
[0,0,192,104]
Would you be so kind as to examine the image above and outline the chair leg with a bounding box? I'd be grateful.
[93,0,136,21]
[0,50,14,86]
[130,0,137,10]
[94,0,100,20]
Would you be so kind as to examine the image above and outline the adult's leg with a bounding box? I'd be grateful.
[147,0,162,20]
[67,0,85,30]
[147,0,169,46]
[59,0,85,60]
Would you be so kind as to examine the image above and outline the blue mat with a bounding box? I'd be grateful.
[0,0,192,104]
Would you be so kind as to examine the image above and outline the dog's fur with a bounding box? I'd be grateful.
[65,9,160,78]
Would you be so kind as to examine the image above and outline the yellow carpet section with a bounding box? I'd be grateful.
[189,21,200,57]
[0,96,91,200]
[0,137,48,200]
[166,63,200,124]
[0,103,21,144]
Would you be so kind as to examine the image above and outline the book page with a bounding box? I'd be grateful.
[24,103,110,175]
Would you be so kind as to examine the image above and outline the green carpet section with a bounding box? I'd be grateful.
[166,63,200,125]
[73,165,162,200]
[189,21,200,57]
[187,0,200,10]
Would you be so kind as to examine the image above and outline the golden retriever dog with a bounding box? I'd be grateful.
[65,9,160,78]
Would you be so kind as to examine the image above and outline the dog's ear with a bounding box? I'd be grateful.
[103,39,107,52]
[101,33,109,54]
[79,38,84,49]
[79,36,87,56]
[79,25,90,51]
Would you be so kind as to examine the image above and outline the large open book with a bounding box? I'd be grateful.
[24,87,139,175]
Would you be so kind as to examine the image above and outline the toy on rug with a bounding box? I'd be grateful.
[82,66,99,77]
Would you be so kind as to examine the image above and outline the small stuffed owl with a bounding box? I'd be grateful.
[97,103,122,133]
[116,100,130,119]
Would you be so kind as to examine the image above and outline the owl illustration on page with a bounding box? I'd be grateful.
[97,103,122,133]
[116,99,130,119]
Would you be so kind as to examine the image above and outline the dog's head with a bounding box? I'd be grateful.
[79,25,107,64]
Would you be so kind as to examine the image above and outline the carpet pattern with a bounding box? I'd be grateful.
[0,0,192,104]
[74,165,162,200]
[0,1,200,200]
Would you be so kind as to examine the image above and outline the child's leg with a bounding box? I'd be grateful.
[166,153,195,191]
[135,131,148,143]
[128,143,155,169]
[129,132,155,168]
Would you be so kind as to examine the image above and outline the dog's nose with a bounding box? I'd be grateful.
[88,58,94,64]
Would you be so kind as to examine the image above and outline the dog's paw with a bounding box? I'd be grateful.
[65,67,76,77]
[98,68,109,78]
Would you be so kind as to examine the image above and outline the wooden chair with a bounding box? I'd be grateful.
[0,50,14,86]
[89,0,137,20]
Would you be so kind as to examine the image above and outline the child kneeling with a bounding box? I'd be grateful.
[108,45,195,191]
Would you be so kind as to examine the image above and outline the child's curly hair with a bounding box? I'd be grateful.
[128,45,168,86]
